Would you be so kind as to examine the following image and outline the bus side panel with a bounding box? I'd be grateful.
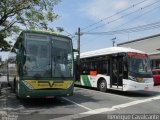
[96,75,110,89]
[80,74,110,88]
[81,75,92,87]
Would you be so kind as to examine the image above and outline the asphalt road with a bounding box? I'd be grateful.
[0,76,160,120]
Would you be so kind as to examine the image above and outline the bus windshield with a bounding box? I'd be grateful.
[23,34,73,78]
[128,53,152,78]
[23,38,51,78]
[52,38,73,78]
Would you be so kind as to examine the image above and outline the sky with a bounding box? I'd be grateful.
[53,0,160,51]
[1,0,160,60]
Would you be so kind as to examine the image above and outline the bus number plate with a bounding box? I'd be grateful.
[45,96,55,99]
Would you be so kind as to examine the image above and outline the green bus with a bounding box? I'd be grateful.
[8,30,74,98]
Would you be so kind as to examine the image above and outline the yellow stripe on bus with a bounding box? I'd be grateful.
[24,80,73,89]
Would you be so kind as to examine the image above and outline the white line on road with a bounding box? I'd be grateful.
[51,95,160,120]
[62,97,93,111]
[82,95,160,114]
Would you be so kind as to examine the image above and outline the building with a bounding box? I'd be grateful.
[117,34,160,69]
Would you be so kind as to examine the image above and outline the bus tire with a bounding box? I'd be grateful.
[98,79,107,92]
[16,93,20,99]
[8,82,10,87]
[15,84,19,99]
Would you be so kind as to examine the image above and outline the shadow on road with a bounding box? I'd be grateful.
[75,84,160,98]
[19,97,69,108]
[0,87,71,112]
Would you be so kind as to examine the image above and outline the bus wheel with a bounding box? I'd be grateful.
[98,79,107,92]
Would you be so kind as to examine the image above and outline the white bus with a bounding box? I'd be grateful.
[77,47,154,92]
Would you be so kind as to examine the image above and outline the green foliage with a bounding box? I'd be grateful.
[0,32,11,51]
[0,0,61,51]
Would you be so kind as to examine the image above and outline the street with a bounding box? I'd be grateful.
[0,76,160,120]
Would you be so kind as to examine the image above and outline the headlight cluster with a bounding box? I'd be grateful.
[129,75,136,81]
[67,81,73,89]
[128,76,144,82]
[22,81,33,89]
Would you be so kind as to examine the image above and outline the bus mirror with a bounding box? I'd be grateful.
[73,49,79,53]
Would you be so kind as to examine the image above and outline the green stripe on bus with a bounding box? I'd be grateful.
[81,75,91,87]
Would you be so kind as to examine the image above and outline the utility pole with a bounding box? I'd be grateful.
[74,28,81,81]
[77,27,80,56]
[77,28,81,64]
[112,37,116,47]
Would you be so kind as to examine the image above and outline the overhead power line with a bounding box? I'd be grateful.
[81,0,148,31]
[81,21,160,35]
[85,0,160,32]
[110,5,160,33]
[80,4,160,48]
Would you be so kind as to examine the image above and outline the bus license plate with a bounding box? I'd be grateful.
[45,96,55,99]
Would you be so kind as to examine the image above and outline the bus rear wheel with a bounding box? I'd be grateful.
[98,79,107,92]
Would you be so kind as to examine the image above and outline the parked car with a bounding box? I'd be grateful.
[152,69,160,84]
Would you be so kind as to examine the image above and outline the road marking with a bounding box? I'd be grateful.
[82,95,160,114]
[51,95,160,120]
[62,97,93,111]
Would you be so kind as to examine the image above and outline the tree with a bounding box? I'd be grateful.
[0,32,11,51]
[0,0,61,51]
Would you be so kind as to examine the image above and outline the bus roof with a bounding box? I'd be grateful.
[80,47,145,58]
[21,30,71,40]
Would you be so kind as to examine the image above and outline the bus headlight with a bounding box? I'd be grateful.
[67,81,73,89]
[129,75,136,81]
[22,81,33,89]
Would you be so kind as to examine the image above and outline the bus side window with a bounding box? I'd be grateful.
[97,61,108,75]
[80,61,85,74]
[90,61,96,70]
[102,61,108,75]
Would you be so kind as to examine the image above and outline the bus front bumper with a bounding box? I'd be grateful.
[17,81,74,98]
[123,79,154,91]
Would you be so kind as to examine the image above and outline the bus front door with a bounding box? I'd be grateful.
[110,56,123,89]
